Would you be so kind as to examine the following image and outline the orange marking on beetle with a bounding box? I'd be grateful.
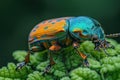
[76,48,87,59]
[73,29,88,38]
[80,53,87,59]
[30,19,67,41]
[49,45,61,51]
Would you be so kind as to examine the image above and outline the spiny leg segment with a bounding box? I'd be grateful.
[73,42,89,67]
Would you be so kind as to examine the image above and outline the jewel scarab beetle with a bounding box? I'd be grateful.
[16,16,120,74]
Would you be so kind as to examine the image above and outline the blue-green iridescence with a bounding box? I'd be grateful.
[69,16,105,41]
[29,16,105,51]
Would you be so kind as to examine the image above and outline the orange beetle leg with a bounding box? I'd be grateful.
[49,45,61,51]
[43,44,61,74]
[73,42,89,67]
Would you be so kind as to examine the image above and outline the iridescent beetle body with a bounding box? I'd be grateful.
[28,16,104,51]
[16,16,120,74]
[28,17,72,51]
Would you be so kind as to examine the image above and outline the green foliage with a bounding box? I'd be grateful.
[70,68,101,80]
[0,63,32,80]
[0,39,120,80]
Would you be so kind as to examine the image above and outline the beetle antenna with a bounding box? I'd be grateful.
[105,33,120,38]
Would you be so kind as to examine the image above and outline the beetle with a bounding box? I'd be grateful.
[16,16,120,73]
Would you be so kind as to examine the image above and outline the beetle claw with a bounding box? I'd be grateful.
[42,64,51,75]
[16,62,26,70]
[83,59,89,67]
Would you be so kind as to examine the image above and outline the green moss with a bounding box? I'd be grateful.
[0,39,120,80]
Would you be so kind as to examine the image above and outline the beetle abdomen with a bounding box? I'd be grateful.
[28,17,73,51]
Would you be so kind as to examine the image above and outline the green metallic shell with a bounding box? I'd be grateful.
[69,16,105,41]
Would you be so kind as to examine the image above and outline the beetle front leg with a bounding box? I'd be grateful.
[73,42,89,67]
[16,51,30,70]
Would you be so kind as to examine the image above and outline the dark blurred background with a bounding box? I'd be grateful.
[0,0,120,67]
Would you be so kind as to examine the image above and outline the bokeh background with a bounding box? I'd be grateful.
[0,0,120,67]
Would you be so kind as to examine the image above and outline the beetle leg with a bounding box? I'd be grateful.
[73,42,89,67]
[16,51,30,70]
[43,44,61,74]
[42,50,56,75]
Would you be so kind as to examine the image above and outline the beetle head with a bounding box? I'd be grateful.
[91,35,114,55]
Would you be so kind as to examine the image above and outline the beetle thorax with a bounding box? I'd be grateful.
[68,16,105,41]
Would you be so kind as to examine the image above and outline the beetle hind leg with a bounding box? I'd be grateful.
[16,46,41,70]
[16,51,30,70]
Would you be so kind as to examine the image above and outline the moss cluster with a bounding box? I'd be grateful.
[0,39,120,80]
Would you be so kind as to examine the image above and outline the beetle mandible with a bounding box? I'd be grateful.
[16,16,120,73]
